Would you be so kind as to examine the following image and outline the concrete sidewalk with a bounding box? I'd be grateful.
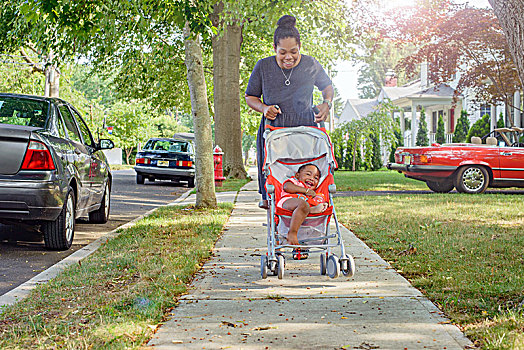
[148,179,473,349]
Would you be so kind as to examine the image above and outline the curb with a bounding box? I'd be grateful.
[0,188,194,310]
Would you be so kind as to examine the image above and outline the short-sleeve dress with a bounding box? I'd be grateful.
[245,54,332,200]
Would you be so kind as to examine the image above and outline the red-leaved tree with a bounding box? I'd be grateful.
[369,2,521,125]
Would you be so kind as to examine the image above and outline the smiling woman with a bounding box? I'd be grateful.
[244,15,334,209]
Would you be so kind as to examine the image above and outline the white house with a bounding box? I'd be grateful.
[336,64,522,147]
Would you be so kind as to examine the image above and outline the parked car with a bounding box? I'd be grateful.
[134,133,195,187]
[387,127,524,194]
[0,93,114,250]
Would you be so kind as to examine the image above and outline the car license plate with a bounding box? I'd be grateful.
[403,155,411,165]
[157,160,169,167]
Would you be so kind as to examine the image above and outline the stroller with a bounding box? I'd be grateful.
[260,122,355,279]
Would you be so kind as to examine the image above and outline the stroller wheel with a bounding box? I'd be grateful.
[277,255,285,279]
[261,255,268,279]
[327,255,340,279]
[320,253,327,275]
[341,254,356,278]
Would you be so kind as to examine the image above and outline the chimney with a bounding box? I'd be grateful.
[385,69,397,87]
[420,62,428,88]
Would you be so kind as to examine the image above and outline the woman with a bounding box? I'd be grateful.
[245,14,334,209]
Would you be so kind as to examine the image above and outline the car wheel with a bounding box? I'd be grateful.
[42,188,75,250]
[89,182,110,224]
[455,166,489,194]
[136,173,144,184]
[187,177,195,188]
[149,177,155,182]
[426,180,454,193]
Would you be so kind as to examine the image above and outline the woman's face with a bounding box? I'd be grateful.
[274,37,301,69]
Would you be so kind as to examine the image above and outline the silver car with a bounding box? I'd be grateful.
[0,93,114,250]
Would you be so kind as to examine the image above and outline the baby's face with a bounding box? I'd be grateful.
[296,165,320,188]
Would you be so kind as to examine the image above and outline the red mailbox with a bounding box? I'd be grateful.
[213,145,226,187]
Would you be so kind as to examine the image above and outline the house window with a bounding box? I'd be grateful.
[480,104,491,117]
[432,111,437,133]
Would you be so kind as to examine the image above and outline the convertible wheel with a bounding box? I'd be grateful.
[89,182,110,223]
[455,166,489,194]
[426,180,454,193]
[42,188,75,250]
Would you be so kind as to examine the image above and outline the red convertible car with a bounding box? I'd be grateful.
[387,128,524,194]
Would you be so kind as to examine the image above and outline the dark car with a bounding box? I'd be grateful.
[134,134,195,187]
[387,127,524,194]
[0,93,114,250]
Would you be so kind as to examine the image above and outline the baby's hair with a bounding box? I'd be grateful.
[297,163,321,178]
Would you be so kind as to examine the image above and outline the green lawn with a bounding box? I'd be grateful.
[334,192,524,349]
[0,204,233,349]
[334,169,429,191]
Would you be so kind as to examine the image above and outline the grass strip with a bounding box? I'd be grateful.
[109,164,135,171]
[334,169,429,191]
[216,178,250,192]
[0,203,233,349]
[334,194,523,349]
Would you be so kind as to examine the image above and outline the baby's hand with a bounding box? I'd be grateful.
[305,189,317,198]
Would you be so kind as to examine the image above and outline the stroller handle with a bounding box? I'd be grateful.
[264,105,326,129]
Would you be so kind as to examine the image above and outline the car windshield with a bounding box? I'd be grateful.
[0,97,49,128]
[143,139,191,152]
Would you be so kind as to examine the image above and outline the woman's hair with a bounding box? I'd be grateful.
[297,163,321,178]
[273,15,301,48]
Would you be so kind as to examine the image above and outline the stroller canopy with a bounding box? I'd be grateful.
[264,126,337,185]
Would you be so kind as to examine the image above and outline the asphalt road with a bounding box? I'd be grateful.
[0,169,188,296]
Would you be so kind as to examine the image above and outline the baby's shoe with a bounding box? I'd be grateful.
[292,248,309,260]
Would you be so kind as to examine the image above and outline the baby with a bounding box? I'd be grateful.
[277,164,328,248]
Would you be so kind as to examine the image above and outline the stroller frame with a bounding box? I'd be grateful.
[260,123,355,279]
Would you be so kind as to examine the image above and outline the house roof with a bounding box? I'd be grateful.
[349,99,380,117]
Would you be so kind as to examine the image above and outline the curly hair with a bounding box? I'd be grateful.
[273,15,301,47]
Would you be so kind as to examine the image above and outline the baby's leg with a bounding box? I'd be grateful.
[282,198,310,245]
[310,202,328,214]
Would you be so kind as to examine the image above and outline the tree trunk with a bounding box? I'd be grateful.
[44,50,60,97]
[183,23,217,208]
[211,3,248,179]
[489,0,524,87]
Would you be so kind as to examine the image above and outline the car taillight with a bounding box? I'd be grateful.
[177,160,193,167]
[136,157,151,164]
[419,155,432,163]
[21,141,55,170]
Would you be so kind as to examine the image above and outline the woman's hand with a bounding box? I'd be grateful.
[263,105,281,120]
[314,103,330,123]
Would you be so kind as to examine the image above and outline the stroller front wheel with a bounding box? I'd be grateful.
[341,254,356,278]
[261,255,268,279]
[327,255,340,279]
[320,253,327,275]
[277,255,285,279]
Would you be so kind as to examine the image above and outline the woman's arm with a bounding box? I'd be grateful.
[245,95,280,120]
[314,84,334,123]
[283,181,317,197]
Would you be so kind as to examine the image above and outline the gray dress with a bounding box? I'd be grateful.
[245,54,332,200]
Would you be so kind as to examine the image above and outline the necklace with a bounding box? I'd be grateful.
[280,66,294,86]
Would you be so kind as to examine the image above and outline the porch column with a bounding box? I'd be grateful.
[514,91,521,128]
[400,109,405,145]
[411,102,417,147]
[490,105,497,131]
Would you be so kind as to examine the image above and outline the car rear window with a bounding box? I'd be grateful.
[143,139,191,152]
[0,97,49,128]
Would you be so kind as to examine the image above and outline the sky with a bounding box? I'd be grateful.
[332,0,492,101]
